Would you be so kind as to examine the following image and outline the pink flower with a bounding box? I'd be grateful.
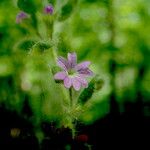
[54,52,93,91]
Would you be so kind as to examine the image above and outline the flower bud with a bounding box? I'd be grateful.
[44,5,54,15]
[16,11,29,24]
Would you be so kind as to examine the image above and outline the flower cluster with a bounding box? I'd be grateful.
[54,52,93,91]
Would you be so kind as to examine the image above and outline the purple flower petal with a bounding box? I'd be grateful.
[68,52,77,68]
[64,77,72,88]
[75,61,91,71]
[76,76,88,88]
[72,77,81,91]
[78,68,94,76]
[54,71,66,80]
[57,57,69,71]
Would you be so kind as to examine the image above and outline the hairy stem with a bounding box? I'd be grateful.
[69,87,73,107]
[69,87,76,139]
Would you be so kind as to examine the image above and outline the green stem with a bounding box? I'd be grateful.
[45,17,53,40]
[69,87,73,107]
[49,21,70,106]
[69,88,76,139]
[52,46,58,63]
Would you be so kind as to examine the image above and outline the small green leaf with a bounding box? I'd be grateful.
[58,0,77,21]
[16,38,36,51]
[78,75,104,105]
[17,0,37,14]
[34,41,52,53]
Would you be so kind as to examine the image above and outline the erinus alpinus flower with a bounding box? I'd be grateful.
[16,11,29,24]
[54,52,93,91]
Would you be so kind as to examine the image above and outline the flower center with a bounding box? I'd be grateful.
[68,69,76,76]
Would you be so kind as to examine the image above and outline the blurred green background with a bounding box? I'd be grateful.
[0,0,150,128]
